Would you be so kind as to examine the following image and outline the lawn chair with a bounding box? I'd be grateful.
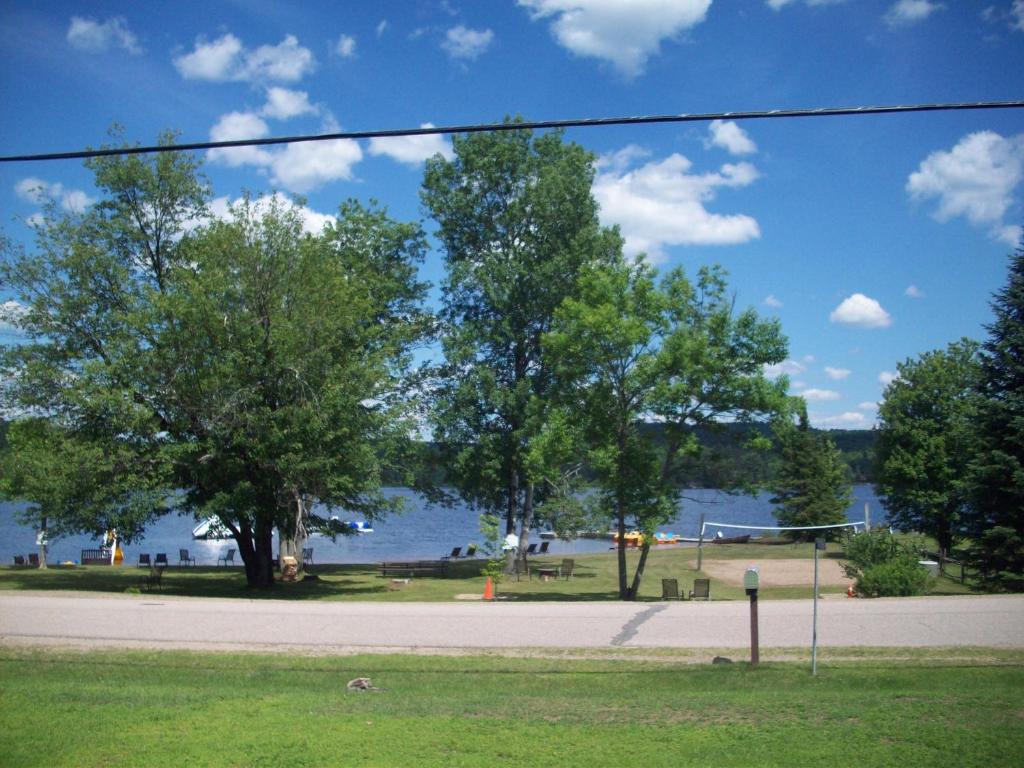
[28,553,39,567]
[442,546,461,560]
[217,548,236,566]
[302,547,313,566]
[689,578,710,600]
[525,543,537,555]
[661,578,680,600]
[138,553,151,567]
[139,565,164,592]
[154,553,168,567]
[559,558,574,580]
[13,555,25,566]
[178,549,196,567]
[464,544,477,558]
[538,541,550,554]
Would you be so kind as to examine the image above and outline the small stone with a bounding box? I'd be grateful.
[712,656,734,664]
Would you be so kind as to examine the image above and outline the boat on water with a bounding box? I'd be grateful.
[191,517,374,539]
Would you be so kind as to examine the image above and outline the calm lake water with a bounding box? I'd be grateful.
[1,485,885,566]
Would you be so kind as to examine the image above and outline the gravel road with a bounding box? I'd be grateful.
[2,593,1021,653]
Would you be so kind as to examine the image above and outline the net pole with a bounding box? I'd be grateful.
[697,513,705,572]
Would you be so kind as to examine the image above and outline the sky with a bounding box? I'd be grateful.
[1,0,1023,429]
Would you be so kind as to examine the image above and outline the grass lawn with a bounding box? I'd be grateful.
[0,539,980,601]
[1,647,1022,767]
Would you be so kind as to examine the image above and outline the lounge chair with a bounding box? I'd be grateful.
[464,544,477,558]
[689,578,710,601]
[154,553,168,567]
[178,549,195,566]
[442,547,461,560]
[13,555,25,566]
[28,553,39,567]
[559,558,574,580]
[538,541,550,554]
[217,549,236,566]
[525,543,537,555]
[138,553,151,567]
[661,578,680,600]
[302,547,313,566]
[139,565,164,592]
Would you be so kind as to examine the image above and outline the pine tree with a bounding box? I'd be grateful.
[771,411,853,540]
[968,236,1024,590]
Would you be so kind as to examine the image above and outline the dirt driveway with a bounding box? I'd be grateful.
[700,558,851,587]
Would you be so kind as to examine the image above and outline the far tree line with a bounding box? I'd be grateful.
[1,123,1020,597]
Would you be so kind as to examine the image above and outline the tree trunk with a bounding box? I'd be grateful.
[278,491,309,575]
[37,514,48,570]
[515,481,535,572]
[237,519,275,589]
[616,498,628,600]
[504,469,520,574]
[626,540,652,600]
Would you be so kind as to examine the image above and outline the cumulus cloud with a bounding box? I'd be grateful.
[884,0,944,27]
[767,0,848,10]
[907,131,1024,245]
[442,26,494,59]
[764,359,805,379]
[706,120,757,156]
[824,366,851,380]
[518,0,711,77]
[270,140,362,193]
[335,34,357,58]
[0,300,29,336]
[763,294,783,308]
[800,388,841,402]
[878,371,897,385]
[593,150,760,260]
[207,193,335,236]
[174,33,315,83]
[905,284,924,298]
[261,87,318,120]
[1013,0,1024,31]
[812,411,869,428]
[369,124,454,166]
[858,401,878,411]
[206,112,274,167]
[67,16,140,54]
[830,293,892,329]
[15,177,95,213]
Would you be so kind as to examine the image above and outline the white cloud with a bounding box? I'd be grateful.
[905,284,924,298]
[368,124,454,166]
[377,20,389,37]
[824,366,851,380]
[25,213,45,228]
[0,300,29,335]
[706,120,757,156]
[261,87,318,120]
[830,293,892,329]
[858,401,878,411]
[767,0,848,10]
[335,34,357,58]
[15,177,95,213]
[907,131,1024,245]
[593,150,760,260]
[800,388,841,402]
[206,112,274,167]
[884,0,944,27]
[764,359,805,379]
[207,193,335,236]
[763,294,783,308]
[174,33,315,83]
[1013,0,1024,31]
[270,139,363,193]
[812,411,869,429]
[802,354,816,363]
[67,16,140,54]
[519,0,711,77]
[442,26,494,60]
[878,370,897,385]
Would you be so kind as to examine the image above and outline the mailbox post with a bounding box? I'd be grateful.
[744,565,760,667]
[812,537,826,675]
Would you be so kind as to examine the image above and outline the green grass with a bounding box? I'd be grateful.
[0,540,983,601]
[1,648,1022,767]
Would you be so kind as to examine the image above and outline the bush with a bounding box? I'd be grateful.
[855,558,934,597]
[842,528,910,570]
[965,526,1024,592]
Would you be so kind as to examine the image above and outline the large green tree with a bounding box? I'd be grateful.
[770,408,852,540]
[967,237,1024,589]
[0,136,429,588]
[546,257,789,599]
[874,339,981,553]
[421,123,619,569]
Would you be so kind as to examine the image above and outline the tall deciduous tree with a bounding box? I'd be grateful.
[547,257,789,599]
[875,339,981,553]
[421,123,618,569]
[770,409,852,540]
[0,135,429,588]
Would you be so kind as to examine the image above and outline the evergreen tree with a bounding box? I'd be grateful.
[770,410,853,540]
[968,236,1024,590]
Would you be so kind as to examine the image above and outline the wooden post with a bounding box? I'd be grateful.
[864,503,871,532]
[749,591,759,667]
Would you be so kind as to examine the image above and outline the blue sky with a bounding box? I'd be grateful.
[1,0,1023,429]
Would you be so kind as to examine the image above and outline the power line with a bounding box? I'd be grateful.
[2,100,1023,164]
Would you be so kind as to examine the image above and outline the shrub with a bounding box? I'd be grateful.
[842,528,908,571]
[965,527,1024,592]
[855,558,934,597]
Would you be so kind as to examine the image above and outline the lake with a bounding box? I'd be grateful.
[1,485,886,566]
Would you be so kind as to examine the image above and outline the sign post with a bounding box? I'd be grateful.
[744,565,760,667]
[812,537,826,676]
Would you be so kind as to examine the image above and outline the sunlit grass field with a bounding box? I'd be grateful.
[1,647,1021,767]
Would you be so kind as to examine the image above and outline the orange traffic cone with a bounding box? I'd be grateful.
[483,576,495,601]
[847,583,855,598]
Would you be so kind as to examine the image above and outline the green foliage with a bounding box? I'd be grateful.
[842,528,910,570]
[842,529,932,597]
[771,410,852,539]
[966,527,1024,592]
[874,339,982,553]
[477,513,506,583]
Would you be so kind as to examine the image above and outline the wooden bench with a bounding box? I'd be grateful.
[379,560,449,578]
[81,549,111,566]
